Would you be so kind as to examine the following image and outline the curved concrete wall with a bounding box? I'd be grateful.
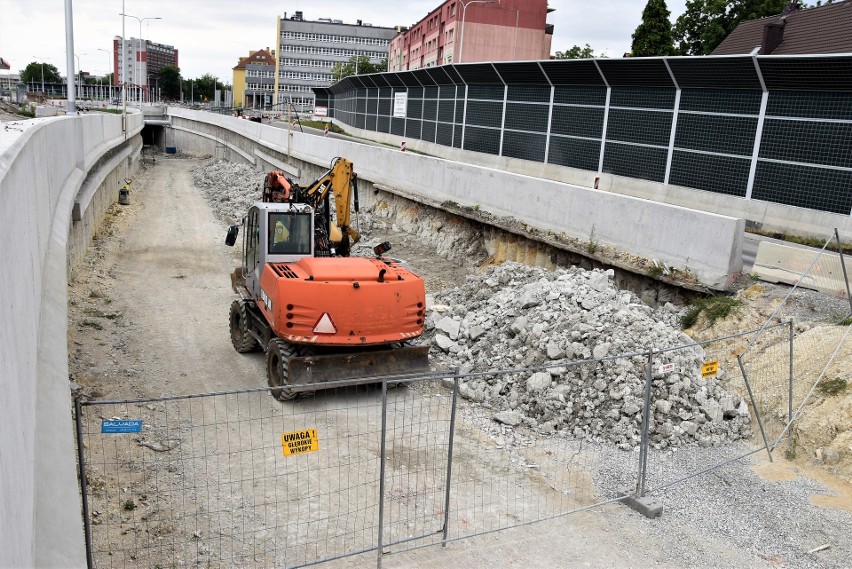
[168,107,743,289]
[0,111,143,568]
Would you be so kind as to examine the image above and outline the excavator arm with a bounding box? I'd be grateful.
[301,157,361,252]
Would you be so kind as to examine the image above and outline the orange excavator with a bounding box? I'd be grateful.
[225,157,429,399]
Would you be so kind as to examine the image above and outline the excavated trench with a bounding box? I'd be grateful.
[369,186,702,308]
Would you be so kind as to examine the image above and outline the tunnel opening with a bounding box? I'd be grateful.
[141,124,165,150]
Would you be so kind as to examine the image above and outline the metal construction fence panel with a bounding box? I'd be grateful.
[640,324,792,496]
[78,386,399,568]
[738,229,852,452]
[76,265,851,569]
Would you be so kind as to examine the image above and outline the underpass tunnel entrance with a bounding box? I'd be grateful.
[142,124,165,150]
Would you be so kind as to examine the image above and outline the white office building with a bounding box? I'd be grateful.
[274,11,397,111]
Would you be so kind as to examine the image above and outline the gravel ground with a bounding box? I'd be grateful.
[592,439,852,568]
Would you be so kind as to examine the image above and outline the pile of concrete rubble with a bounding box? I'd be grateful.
[425,262,752,449]
[191,160,261,223]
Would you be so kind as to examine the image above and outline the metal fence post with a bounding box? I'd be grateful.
[635,350,654,497]
[377,380,389,569]
[737,355,773,461]
[74,398,94,569]
[835,228,852,315]
[442,368,460,547]
[788,320,794,426]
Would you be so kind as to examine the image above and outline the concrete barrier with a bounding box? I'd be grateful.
[753,241,851,298]
[168,108,744,289]
[0,111,143,568]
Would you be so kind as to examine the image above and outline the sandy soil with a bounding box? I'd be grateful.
[684,284,852,485]
[68,156,849,568]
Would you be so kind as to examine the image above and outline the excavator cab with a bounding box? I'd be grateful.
[227,201,316,302]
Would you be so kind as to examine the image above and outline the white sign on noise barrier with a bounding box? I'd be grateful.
[393,92,407,118]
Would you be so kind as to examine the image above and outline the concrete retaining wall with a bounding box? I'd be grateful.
[0,111,143,568]
[168,108,743,289]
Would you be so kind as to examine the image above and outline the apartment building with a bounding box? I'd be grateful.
[113,36,178,100]
[274,11,397,111]
[233,48,276,110]
[388,0,553,71]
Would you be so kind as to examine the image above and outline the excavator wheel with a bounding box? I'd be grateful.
[230,300,259,353]
[267,338,298,401]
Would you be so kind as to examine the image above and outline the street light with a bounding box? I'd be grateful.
[97,48,113,102]
[31,55,48,95]
[74,53,86,100]
[119,12,161,104]
[458,0,495,64]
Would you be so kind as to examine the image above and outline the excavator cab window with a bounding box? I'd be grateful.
[246,208,260,274]
[268,211,312,255]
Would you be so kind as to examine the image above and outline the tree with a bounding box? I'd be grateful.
[186,73,223,102]
[632,0,676,56]
[330,55,388,82]
[554,44,597,59]
[20,61,62,85]
[673,0,789,55]
[158,65,181,100]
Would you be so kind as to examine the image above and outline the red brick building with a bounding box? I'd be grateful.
[388,0,553,71]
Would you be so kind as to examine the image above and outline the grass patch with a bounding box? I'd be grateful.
[817,377,847,397]
[84,308,122,320]
[838,314,852,326]
[783,438,798,461]
[747,228,852,255]
[681,295,742,329]
[291,119,347,135]
[647,264,664,278]
[586,225,599,255]
[80,320,104,331]
[122,499,136,511]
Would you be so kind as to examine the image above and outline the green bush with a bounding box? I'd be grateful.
[681,295,742,329]
[817,377,847,397]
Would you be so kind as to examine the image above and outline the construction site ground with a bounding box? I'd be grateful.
[67,156,852,568]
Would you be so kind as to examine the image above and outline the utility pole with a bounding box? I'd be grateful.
[64,0,77,114]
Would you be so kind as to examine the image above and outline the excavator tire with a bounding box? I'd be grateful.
[267,338,298,401]
[229,299,259,353]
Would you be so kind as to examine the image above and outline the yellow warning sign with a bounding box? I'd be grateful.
[281,429,319,457]
[701,360,719,378]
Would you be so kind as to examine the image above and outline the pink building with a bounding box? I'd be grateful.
[388,0,553,71]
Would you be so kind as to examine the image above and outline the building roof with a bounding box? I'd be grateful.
[713,0,852,55]
[233,48,274,70]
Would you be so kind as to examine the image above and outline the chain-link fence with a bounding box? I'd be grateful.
[70,330,788,568]
[76,231,851,568]
[739,229,852,455]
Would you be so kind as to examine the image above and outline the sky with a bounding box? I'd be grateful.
[0,0,688,83]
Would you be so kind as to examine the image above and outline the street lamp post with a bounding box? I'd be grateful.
[97,48,113,103]
[119,12,161,105]
[31,56,56,96]
[458,0,495,64]
[74,53,86,100]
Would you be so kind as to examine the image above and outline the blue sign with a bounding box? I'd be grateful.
[101,420,143,434]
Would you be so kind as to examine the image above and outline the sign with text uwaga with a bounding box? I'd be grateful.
[281,428,319,457]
